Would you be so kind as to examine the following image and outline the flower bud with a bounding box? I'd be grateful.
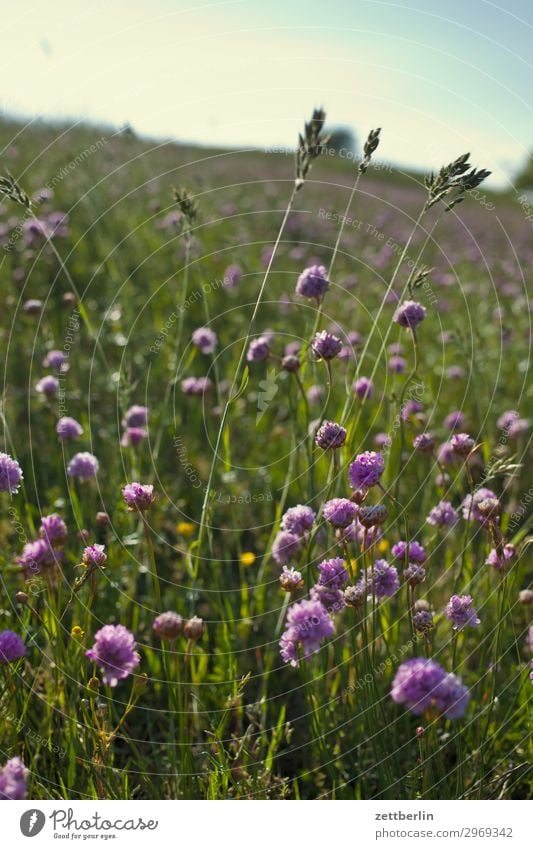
[358,504,388,528]
[184,616,205,641]
[153,611,183,640]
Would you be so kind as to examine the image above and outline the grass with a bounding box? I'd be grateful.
[0,113,531,800]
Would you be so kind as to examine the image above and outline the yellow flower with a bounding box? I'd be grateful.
[240,551,256,567]
[176,521,196,537]
[377,539,389,554]
[71,625,84,639]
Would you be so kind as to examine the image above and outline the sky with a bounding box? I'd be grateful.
[1,0,532,187]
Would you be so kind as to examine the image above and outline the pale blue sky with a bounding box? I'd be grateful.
[1,0,532,186]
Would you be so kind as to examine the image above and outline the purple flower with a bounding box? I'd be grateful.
[438,673,472,719]
[192,326,218,354]
[0,452,23,493]
[121,427,147,446]
[388,355,407,373]
[323,498,358,528]
[279,598,334,667]
[0,630,26,664]
[43,349,67,370]
[67,452,99,480]
[413,433,434,453]
[444,594,480,630]
[18,538,62,576]
[295,264,330,300]
[246,336,270,362]
[496,410,526,438]
[223,264,242,288]
[447,366,464,379]
[391,657,470,719]
[393,300,426,330]
[35,375,59,398]
[39,513,68,546]
[497,410,519,431]
[437,441,458,465]
[307,384,325,403]
[82,543,107,568]
[370,559,400,598]
[413,604,433,633]
[312,330,342,361]
[353,376,374,400]
[508,417,529,438]
[451,432,475,456]
[122,482,155,512]
[427,500,458,528]
[485,543,517,572]
[374,432,392,450]
[444,410,466,431]
[123,405,149,428]
[391,540,426,563]
[318,557,349,590]
[281,505,315,537]
[86,624,140,687]
[462,487,498,523]
[153,611,183,639]
[401,399,424,421]
[284,341,301,356]
[181,376,213,395]
[279,565,304,592]
[0,757,29,800]
[272,530,301,564]
[310,584,346,614]
[56,417,83,440]
[315,420,346,450]
[349,451,385,490]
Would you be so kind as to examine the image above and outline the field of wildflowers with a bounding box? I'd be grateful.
[0,111,531,801]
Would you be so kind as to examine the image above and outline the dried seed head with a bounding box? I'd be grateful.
[359,127,381,174]
[424,153,491,212]
[0,171,32,209]
[344,584,365,607]
[295,107,329,189]
[172,186,198,230]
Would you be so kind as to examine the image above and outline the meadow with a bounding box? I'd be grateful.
[0,111,531,800]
